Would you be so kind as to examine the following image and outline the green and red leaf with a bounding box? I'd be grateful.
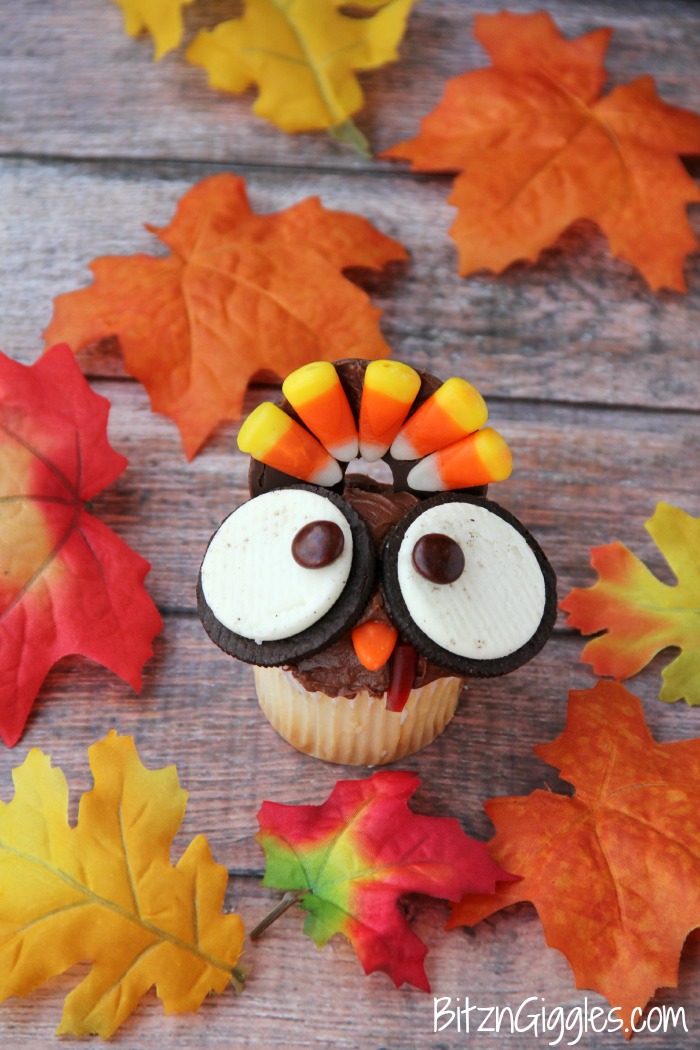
[256,770,513,991]
[561,502,700,705]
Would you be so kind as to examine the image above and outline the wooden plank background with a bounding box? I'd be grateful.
[1,1,699,1047]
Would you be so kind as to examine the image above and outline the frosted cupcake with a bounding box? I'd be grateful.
[197,359,556,765]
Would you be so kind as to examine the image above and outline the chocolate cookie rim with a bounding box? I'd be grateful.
[381,493,558,678]
[197,483,377,667]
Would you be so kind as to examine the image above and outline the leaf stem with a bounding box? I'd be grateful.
[330,119,372,157]
[231,964,247,992]
[250,892,302,941]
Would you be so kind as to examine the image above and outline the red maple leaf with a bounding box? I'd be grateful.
[43,173,407,458]
[256,770,514,990]
[449,681,700,1031]
[0,345,162,745]
[384,11,700,291]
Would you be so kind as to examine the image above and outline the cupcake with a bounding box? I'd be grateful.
[197,359,556,765]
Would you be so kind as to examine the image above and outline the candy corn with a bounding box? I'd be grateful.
[407,427,512,491]
[358,360,421,462]
[390,377,488,460]
[238,403,343,487]
[282,361,359,461]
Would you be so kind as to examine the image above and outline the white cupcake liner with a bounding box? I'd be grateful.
[254,666,463,765]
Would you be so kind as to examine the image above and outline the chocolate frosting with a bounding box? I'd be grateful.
[249,359,484,698]
[342,477,418,550]
[286,478,461,697]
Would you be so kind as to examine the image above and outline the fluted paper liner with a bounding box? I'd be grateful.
[254,666,463,765]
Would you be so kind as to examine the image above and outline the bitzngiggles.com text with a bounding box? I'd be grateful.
[433,996,688,1045]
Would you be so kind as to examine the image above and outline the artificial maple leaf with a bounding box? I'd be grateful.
[0,731,245,1037]
[384,10,700,291]
[0,344,162,747]
[449,681,700,1032]
[256,770,512,991]
[112,0,195,60]
[43,173,406,458]
[186,0,419,151]
[561,502,700,706]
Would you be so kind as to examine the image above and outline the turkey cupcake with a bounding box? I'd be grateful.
[197,359,556,765]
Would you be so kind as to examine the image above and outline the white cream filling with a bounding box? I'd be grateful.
[201,489,353,643]
[396,503,546,660]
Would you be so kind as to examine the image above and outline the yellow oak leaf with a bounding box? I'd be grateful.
[0,732,244,1038]
[186,0,419,149]
[112,0,195,59]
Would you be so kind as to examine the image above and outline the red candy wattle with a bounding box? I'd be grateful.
[386,643,419,712]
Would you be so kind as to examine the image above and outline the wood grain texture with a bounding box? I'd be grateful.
[3,159,700,412]
[1,0,699,1046]
[2,0,700,165]
[81,379,700,612]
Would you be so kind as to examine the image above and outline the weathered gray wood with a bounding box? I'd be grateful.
[1,0,699,1046]
[71,378,699,612]
[5,623,696,875]
[2,621,698,1046]
[1,0,699,166]
[1,879,697,1050]
[2,159,699,411]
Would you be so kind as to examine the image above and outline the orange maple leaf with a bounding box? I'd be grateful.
[449,681,700,1032]
[384,11,700,291]
[44,174,407,458]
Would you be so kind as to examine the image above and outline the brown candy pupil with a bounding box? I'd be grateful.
[292,520,345,569]
[412,532,464,584]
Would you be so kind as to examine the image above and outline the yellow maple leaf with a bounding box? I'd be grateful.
[112,0,195,59]
[0,732,244,1038]
[186,0,419,149]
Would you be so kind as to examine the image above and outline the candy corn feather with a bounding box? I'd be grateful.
[359,361,421,462]
[282,362,358,462]
[407,428,512,491]
[238,402,342,486]
[391,378,488,460]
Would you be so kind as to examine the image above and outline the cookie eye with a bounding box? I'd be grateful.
[292,520,345,568]
[197,485,375,666]
[412,533,465,584]
[382,494,556,677]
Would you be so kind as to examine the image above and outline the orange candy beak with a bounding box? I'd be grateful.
[351,621,399,671]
